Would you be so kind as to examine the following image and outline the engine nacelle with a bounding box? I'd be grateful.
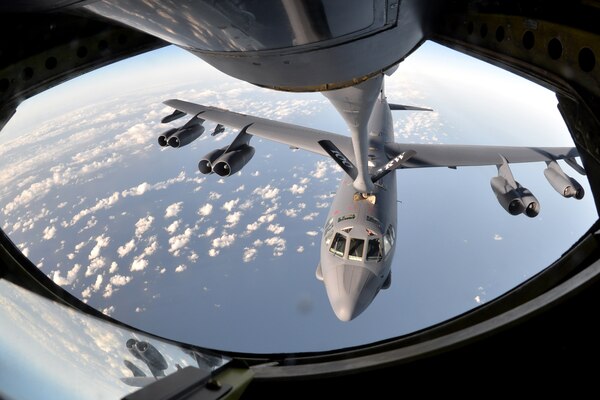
[490,176,540,218]
[157,128,177,147]
[544,161,584,199]
[213,145,255,177]
[167,124,205,148]
[126,339,168,377]
[198,147,227,174]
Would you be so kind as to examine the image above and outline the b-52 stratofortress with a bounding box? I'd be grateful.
[157,73,585,321]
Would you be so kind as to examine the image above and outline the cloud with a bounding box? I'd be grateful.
[222,198,239,212]
[121,182,151,197]
[70,192,120,225]
[188,251,199,262]
[109,274,132,286]
[198,203,213,217]
[109,262,118,273]
[253,185,280,200]
[89,234,110,260]
[42,225,57,240]
[234,185,245,192]
[175,264,187,273]
[208,248,220,257]
[243,247,257,262]
[82,274,103,299]
[302,212,319,221]
[312,161,328,179]
[208,192,222,200]
[164,202,183,218]
[299,177,310,184]
[135,215,154,238]
[251,171,260,176]
[166,220,180,234]
[494,234,503,241]
[102,306,115,316]
[224,211,242,228]
[168,228,193,254]
[117,239,135,258]
[85,257,106,277]
[264,236,286,257]
[203,226,215,237]
[130,258,148,272]
[267,224,285,235]
[212,233,236,248]
[289,184,306,195]
[306,231,319,237]
[244,213,276,234]
[51,264,81,286]
[284,209,298,218]
[143,236,159,256]
[296,246,305,253]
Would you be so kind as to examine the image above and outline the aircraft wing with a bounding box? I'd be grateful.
[385,142,580,169]
[164,99,354,160]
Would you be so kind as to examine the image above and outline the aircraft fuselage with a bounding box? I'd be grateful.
[319,94,397,321]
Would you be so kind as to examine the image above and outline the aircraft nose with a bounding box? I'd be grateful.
[324,263,379,321]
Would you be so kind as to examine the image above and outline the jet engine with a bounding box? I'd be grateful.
[198,147,227,174]
[157,128,177,147]
[167,123,205,148]
[490,156,540,218]
[544,160,584,199]
[212,145,255,177]
[125,339,168,377]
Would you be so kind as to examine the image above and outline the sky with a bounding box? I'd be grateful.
[0,40,597,364]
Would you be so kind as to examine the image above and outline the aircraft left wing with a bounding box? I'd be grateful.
[163,99,354,160]
[384,142,581,169]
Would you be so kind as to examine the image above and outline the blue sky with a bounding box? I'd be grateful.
[0,41,596,355]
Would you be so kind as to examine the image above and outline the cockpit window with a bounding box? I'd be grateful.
[348,238,365,261]
[329,233,346,257]
[367,239,382,262]
[383,225,395,255]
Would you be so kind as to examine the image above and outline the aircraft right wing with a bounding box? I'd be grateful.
[163,99,355,161]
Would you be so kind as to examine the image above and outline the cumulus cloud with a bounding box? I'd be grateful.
[82,274,103,299]
[245,213,276,234]
[143,236,158,257]
[117,239,135,258]
[122,182,151,197]
[175,264,187,273]
[164,202,183,218]
[297,246,305,253]
[168,228,193,255]
[110,274,132,286]
[243,247,257,262]
[222,198,239,212]
[130,258,148,272]
[208,192,222,200]
[203,227,215,237]
[494,234,503,241]
[312,161,328,179]
[166,220,180,235]
[284,209,298,218]
[289,184,306,195]
[42,225,57,240]
[303,212,319,221]
[212,233,236,248]
[208,248,219,257]
[198,203,213,217]
[135,215,154,238]
[89,234,110,260]
[70,192,120,225]
[267,224,285,235]
[109,262,118,273]
[234,185,245,192]
[253,185,280,200]
[224,211,242,228]
[306,231,319,237]
[85,257,106,277]
[264,236,286,257]
[51,264,81,286]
